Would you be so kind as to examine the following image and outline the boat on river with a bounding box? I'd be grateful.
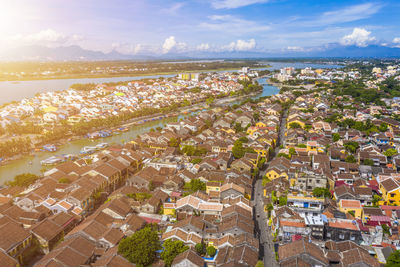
[40,156,64,166]
[96,143,109,149]
[42,144,57,152]
[80,146,97,154]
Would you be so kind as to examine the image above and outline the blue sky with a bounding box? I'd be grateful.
[1,0,400,54]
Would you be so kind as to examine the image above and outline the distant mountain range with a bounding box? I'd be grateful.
[1,43,399,61]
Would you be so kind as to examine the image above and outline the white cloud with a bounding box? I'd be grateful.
[161,2,185,14]
[200,15,270,35]
[286,46,304,52]
[221,39,256,51]
[162,36,187,54]
[316,3,382,26]
[196,43,210,51]
[393,37,400,44]
[112,43,143,54]
[211,0,269,9]
[9,29,82,47]
[340,28,376,47]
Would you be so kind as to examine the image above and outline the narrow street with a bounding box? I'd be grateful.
[253,108,288,267]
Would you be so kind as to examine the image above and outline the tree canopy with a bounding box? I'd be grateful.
[161,239,188,266]
[312,187,331,198]
[118,225,161,266]
[6,173,39,187]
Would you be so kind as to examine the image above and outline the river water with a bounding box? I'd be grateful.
[0,62,342,184]
[0,62,342,105]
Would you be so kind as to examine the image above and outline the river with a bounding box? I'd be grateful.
[0,82,279,184]
[0,62,342,105]
[0,62,342,184]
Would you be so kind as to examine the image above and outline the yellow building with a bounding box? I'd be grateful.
[338,199,363,219]
[256,122,267,127]
[246,126,258,136]
[265,167,289,181]
[206,181,221,194]
[306,141,325,153]
[163,203,176,215]
[288,119,305,129]
[254,147,269,158]
[379,178,400,206]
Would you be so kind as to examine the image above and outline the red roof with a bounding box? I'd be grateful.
[292,235,303,242]
[171,192,182,197]
[381,205,400,210]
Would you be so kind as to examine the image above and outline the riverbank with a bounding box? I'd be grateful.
[0,90,254,168]
[264,78,316,92]
[0,66,271,82]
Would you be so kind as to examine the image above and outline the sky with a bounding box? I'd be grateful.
[0,0,399,55]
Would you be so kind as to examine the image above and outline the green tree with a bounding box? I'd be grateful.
[6,173,39,187]
[191,158,202,164]
[345,155,357,163]
[277,153,290,159]
[148,181,155,191]
[255,261,264,267]
[289,147,296,157]
[343,141,359,154]
[234,122,243,133]
[278,196,287,206]
[363,159,374,166]
[206,97,215,105]
[386,250,400,267]
[168,137,180,147]
[161,239,188,266]
[58,177,71,184]
[289,122,301,129]
[312,187,331,198]
[384,148,398,157]
[118,225,161,266]
[379,123,388,132]
[207,246,217,257]
[185,179,206,192]
[232,140,246,158]
[332,133,340,142]
[195,243,206,255]
[372,194,382,207]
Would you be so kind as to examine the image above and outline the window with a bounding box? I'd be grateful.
[316,180,320,183]
[326,232,331,238]
[350,235,356,241]
[339,233,345,240]
[391,193,396,198]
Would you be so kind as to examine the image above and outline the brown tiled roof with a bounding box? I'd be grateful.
[278,239,329,265]
[123,214,146,232]
[0,250,18,267]
[232,245,259,267]
[280,257,312,267]
[0,221,30,252]
[381,178,400,192]
[172,249,204,267]
[31,219,63,242]
[102,228,124,246]
[93,246,133,267]
[339,199,361,209]
[363,207,384,217]
[341,248,379,267]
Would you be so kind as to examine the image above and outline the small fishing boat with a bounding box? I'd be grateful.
[80,146,97,154]
[95,143,108,149]
[40,156,64,166]
[42,144,57,152]
[118,127,129,132]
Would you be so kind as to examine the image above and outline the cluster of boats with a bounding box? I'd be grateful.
[87,127,130,139]
[40,154,77,166]
[80,143,109,154]
[40,143,109,166]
